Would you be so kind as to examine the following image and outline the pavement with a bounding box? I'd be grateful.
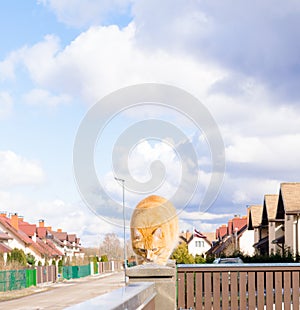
[0,271,125,309]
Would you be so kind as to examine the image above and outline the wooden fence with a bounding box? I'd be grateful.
[177,263,300,310]
[36,265,57,284]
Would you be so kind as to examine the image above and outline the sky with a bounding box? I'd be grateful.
[1,0,300,247]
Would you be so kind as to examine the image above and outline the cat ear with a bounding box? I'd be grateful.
[133,229,142,240]
[152,227,162,239]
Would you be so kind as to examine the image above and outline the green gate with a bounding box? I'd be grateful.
[62,266,73,280]
[78,264,90,278]
[26,269,37,287]
[0,270,26,291]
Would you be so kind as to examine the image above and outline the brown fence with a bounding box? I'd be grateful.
[36,265,57,285]
[98,261,123,273]
[177,263,300,310]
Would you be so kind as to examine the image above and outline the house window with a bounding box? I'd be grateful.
[195,240,204,247]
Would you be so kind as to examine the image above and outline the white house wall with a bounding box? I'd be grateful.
[239,230,255,256]
[188,237,211,257]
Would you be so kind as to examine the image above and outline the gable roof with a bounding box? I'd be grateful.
[0,216,34,246]
[232,216,247,232]
[19,223,36,237]
[248,205,263,229]
[264,194,279,222]
[217,225,228,239]
[67,234,76,243]
[280,182,300,214]
[52,231,67,241]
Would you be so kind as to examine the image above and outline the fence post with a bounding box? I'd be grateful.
[126,261,176,310]
[90,262,94,276]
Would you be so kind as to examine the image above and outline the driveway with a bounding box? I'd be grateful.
[0,272,125,310]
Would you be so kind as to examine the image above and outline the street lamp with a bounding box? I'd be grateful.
[114,177,127,284]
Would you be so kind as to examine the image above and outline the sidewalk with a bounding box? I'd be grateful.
[0,271,121,302]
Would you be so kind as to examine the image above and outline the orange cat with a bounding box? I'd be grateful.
[130,195,178,265]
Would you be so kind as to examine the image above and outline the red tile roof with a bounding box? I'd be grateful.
[0,243,12,253]
[67,234,76,243]
[19,223,36,237]
[52,231,67,241]
[36,227,47,238]
[232,217,247,232]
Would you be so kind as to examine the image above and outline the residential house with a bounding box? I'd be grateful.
[0,213,46,264]
[275,182,300,256]
[247,205,266,255]
[206,216,254,257]
[261,194,280,255]
[51,229,83,259]
[187,229,212,257]
[0,213,83,265]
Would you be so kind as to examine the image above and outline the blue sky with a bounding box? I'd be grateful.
[1,0,300,247]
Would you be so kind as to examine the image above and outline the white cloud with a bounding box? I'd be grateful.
[4,23,223,105]
[179,210,233,221]
[39,0,132,28]
[0,192,117,247]
[226,134,300,173]
[0,151,44,188]
[0,92,13,118]
[23,88,71,107]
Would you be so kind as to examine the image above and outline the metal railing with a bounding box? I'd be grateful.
[177,263,300,309]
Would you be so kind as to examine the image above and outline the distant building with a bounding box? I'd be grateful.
[0,212,84,265]
[206,215,255,257]
[188,229,213,257]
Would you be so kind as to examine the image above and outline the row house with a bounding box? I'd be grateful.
[248,182,300,257]
[51,229,83,258]
[207,216,255,257]
[0,213,83,265]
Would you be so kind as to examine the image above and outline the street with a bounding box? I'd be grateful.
[0,272,125,310]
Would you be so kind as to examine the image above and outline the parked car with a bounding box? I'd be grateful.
[213,257,244,264]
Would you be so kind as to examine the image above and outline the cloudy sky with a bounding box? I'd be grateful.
[1,0,300,247]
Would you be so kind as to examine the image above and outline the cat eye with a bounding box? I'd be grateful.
[139,249,146,253]
[152,248,158,252]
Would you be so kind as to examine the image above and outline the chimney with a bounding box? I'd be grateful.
[18,216,24,222]
[39,219,45,228]
[11,213,19,230]
[0,211,7,217]
[57,228,62,233]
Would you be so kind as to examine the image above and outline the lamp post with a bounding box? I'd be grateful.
[114,177,127,284]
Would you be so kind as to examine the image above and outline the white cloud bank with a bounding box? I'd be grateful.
[0,151,44,187]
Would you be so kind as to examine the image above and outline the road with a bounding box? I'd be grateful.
[0,272,125,310]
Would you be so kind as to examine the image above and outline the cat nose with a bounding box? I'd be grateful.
[146,251,152,260]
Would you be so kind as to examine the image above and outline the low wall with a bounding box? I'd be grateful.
[64,282,156,310]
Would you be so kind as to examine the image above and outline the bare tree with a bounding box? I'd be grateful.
[99,233,123,260]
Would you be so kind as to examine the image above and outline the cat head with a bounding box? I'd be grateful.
[131,227,165,263]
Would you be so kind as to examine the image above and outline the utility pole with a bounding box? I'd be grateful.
[114,177,127,284]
